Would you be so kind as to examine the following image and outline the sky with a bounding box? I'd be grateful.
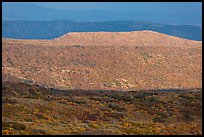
[32,2,202,14]
[2,2,202,25]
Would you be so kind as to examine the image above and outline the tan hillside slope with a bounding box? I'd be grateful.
[2,30,201,47]
[2,31,202,91]
[54,30,201,47]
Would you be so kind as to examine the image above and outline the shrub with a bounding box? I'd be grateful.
[25,118,33,122]
[35,113,47,119]
[31,129,47,135]
[88,122,100,129]
[178,94,193,100]
[157,112,168,119]
[24,79,34,85]
[68,97,87,105]
[78,111,98,121]
[182,110,194,121]
[80,129,114,135]
[108,102,126,111]
[2,122,26,130]
[12,122,26,130]
[152,117,166,123]
[2,122,11,130]
[146,97,159,103]
[73,45,84,48]
[3,98,18,104]
[103,83,112,87]
[134,92,154,100]
[124,122,158,135]
[108,93,134,102]
[105,112,124,120]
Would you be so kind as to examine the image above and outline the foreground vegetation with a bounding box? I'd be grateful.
[2,80,202,135]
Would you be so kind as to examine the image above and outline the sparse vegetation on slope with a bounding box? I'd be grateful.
[2,31,202,135]
[2,80,202,135]
[2,31,202,91]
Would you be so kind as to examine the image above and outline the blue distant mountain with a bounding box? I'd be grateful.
[2,2,202,25]
[2,3,202,40]
[2,20,202,41]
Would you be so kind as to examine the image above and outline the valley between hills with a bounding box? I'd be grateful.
[2,31,202,135]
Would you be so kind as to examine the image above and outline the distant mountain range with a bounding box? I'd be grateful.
[3,2,202,25]
[2,20,202,41]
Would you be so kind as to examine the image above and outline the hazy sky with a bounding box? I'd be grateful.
[2,2,202,25]
[31,2,202,14]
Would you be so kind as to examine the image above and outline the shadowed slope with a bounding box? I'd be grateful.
[2,79,202,135]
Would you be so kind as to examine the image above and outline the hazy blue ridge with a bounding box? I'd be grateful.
[2,20,202,41]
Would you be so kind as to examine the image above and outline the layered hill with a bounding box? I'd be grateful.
[2,30,202,135]
[55,31,201,46]
[2,31,202,91]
